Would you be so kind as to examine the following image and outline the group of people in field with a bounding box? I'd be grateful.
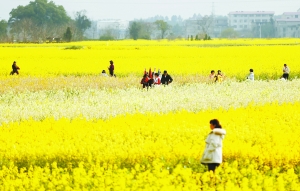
[208,63,290,83]
[140,68,173,89]
[8,60,291,83]
[101,60,116,77]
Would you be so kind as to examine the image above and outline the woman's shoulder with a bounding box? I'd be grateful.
[212,128,226,135]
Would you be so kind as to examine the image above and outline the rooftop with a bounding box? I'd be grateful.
[283,12,300,15]
[276,19,300,22]
[229,11,275,15]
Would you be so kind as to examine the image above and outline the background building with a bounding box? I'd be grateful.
[228,11,275,31]
[275,9,300,37]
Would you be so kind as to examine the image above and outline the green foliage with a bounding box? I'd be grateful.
[261,18,276,38]
[190,35,194,41]
[155,20,170,39]
[9,0,70,26]
[9,0,71,41]
[0,20,8,42]
[129,22,141,40]
[129,21,152,40]
[99,34,115,41]
[220,28,239,38]
[64,46,83,50]
[203,34,211,41]
[63,27,72,42]
[74,11,91,40]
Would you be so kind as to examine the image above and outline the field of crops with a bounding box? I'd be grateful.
[0,39,300,190]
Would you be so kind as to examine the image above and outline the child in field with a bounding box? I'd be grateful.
[10,61,20,75]
[101,70,108,77]
[247,69,254,81]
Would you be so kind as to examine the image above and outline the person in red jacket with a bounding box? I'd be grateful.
[141,74,154,89]
[10,61,20,75]
[108,60,114,77]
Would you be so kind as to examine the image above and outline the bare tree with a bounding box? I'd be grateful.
[197,15,213,36]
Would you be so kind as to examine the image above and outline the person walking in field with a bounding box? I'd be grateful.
[247,69,254,81]
[10,61,20,75]
[282,64,290,80]
[108,60,114,77]
[201,119,226,172]
[161,70,173,85]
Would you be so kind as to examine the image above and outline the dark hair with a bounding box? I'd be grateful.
[110,60,113,64]
[13,61,16,64]
[250,69,253,72]
[164,70,167,73]
[102,70,106,73]
[154,73,159,76]
[210,119,222,129]
[218,70,221,73]
[143,74,147,78]
[211,70,215,74]
[284,64,287,66]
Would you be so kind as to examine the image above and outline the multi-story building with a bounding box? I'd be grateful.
[275,9,300,37]
[228,11,275,31]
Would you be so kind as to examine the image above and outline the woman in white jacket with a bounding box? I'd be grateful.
[201,119,226,172]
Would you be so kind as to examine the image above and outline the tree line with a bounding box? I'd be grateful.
[0,0,91,42]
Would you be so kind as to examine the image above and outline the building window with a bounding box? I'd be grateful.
[234,20,237,23]
[296,15,299,18]
[250,15,254,17]
[262,19,268,22]
[244,19,247,22]
[233,25,237,28]
[256,14,260,17]
[244,25,247,28]
[255,19,261,22]
[234,15,237,17]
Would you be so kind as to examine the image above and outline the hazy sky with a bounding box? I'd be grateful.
[0,0,299,21]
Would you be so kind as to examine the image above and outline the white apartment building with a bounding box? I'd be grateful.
[228,11,275,31]
[276,9,300,37]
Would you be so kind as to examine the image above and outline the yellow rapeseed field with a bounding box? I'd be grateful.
[0,40,300,190]
[0,39,299,79]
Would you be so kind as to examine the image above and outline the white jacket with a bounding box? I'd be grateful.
[201,128,226,164]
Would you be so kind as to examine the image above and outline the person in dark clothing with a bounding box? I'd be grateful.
[10,61,20,75]
[108,60,114,77]
[161,70,173,85]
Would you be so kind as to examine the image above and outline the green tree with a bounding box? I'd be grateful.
[9,0,71,41]
[129,22,141,40]
[74,10,91,40]
[63,27,72,42]
[154,20,170,39]
[99,28,115,41]
[261,18,275,38]
[0,20,8,42]
[220,28,239,38]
